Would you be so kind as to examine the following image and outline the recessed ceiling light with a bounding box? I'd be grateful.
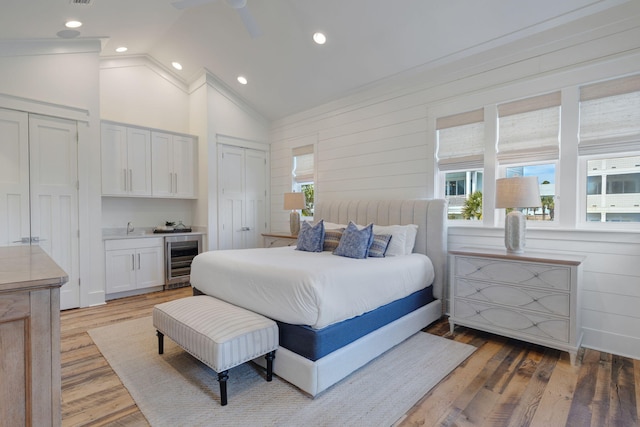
[65,20,82,29]
[313,32,326,45]
[172,62,183,71]
[115,47,128,53]
[237,76,248,85]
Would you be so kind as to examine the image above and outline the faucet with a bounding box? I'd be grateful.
[127,222,134,235]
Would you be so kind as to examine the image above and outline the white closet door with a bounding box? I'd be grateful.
[0,108,30,246]
[218,144,268,250]
[244,148,267,249]
[29,115,80,310]
[219,145,246,250]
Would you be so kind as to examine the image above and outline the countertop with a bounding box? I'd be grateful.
[102,227,205,240]
[0,245,68,292]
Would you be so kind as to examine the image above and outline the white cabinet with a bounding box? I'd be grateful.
[151,131,196,198]
[449,248,583,365]
[105,238,163,295]
[101,123,152,196]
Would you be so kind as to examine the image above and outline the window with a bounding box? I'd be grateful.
[436,109,485,220]
[498,93,560,224]
[579,74,640,225]
[292,145,314,217]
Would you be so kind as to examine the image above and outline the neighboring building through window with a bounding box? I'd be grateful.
[292,145,314,217]
[586,155,640,222]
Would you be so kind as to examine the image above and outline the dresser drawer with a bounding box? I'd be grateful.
[455,256,571,291]
[453,299,569,343]
[0,293,30,322]
[455,278,570,317]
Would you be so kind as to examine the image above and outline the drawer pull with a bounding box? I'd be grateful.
[534,273,540,277]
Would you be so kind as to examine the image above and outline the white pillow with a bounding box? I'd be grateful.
[372,224,418,256]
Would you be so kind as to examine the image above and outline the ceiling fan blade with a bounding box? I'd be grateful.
[171,0,216,10]
[236,5,261,38]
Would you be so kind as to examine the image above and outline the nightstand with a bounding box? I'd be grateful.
[262,233,298,248]
[449,247,584,365]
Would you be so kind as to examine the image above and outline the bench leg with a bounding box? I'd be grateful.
[156,330,164,355]
[265,350,276,382]
[217,370,229,406]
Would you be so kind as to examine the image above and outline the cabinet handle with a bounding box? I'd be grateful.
[131,254,135,271]
[138,253,141,270]
[129,169,133,192]
[124,169,128,192]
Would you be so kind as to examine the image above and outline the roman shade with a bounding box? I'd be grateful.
[292,144,314,183]
[436,108,485,170]
[497,92,561,162]
[579,74,640,155]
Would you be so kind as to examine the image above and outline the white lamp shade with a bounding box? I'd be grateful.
[495,176,542,209]
[284,192,306,210]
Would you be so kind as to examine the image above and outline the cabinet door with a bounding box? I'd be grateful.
[101,123,128,195]
[105,249,136,293]
[136,246,164,289]
[151,131,173,197]
[172,135,196,198]
[127,127,152,196]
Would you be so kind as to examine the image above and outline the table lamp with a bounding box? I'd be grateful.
[284,192,306,236]
[495,176,542,254]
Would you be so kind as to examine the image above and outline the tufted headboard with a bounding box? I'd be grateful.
[313,199,448,300]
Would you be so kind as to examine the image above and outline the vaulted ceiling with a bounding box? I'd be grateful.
[1,0,638,121]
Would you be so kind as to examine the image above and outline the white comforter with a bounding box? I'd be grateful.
[190,246,435,329]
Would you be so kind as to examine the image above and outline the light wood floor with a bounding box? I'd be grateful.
[60,288,639,427]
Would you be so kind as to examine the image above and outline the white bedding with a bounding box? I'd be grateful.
[190,246,435,329]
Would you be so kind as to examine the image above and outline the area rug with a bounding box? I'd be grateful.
[89,316,475,427]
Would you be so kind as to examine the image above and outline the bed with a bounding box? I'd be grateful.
[190,199,447,396]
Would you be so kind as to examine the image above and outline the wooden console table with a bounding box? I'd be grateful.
[0,246,68,427]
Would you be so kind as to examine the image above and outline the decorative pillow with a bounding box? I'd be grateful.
[323,228,344,252]
[372,224,418,256]
[333,222,374,259]
[296,220,325,252]
[368,234,392,258]
[324,221,347,230]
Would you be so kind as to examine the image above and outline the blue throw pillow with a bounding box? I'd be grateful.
[333,221,374,259]
[296,220,325,252]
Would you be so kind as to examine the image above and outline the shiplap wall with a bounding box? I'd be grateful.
[269,16,640,359]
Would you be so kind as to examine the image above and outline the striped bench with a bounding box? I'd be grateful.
[152,295,278,406]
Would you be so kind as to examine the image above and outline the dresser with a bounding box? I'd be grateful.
[449,248,584,365]
[0,246,68,426]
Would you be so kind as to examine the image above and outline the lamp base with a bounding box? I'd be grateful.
[504,210,526,254]
[289,211,300,236]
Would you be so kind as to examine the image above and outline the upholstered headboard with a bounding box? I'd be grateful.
[313,199,448,300]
